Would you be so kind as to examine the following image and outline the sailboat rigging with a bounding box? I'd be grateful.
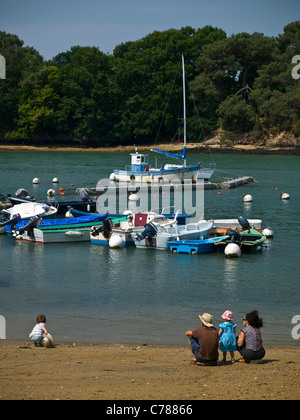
[109,55,215,184]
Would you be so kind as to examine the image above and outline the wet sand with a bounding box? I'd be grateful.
[0,341,299,400]
[0,143,295,154]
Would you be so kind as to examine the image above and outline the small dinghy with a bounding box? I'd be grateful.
[132,220,214,250]
[1,202,57,221]
[12,214,109,244]
[169,236,228,254]
[214,217,267,255]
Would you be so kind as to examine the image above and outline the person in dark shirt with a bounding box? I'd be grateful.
[185,313,219,365]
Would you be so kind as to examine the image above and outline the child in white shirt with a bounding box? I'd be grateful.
[29,314,49,347]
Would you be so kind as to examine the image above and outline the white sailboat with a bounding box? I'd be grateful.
[110,55,215,184]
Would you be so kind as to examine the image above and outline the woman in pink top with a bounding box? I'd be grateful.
[237,310,265,363]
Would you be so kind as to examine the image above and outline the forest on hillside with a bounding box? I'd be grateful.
[0,22,299,147]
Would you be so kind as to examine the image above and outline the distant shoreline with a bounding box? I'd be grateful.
[0,143,299,155]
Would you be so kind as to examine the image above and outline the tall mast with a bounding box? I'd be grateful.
[182,54,187,166]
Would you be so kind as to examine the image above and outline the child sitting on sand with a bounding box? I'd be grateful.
[219,310,237,363]
[29,314,49,347]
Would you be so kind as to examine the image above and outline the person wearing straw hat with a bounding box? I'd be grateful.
[185,313,219,365]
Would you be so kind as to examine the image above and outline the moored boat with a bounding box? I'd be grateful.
[0,202,57,226]
[169,236,228,254]
[8,188,97,215]
[90,219,135,247]
[13,214,113,244]
[214,228,267,254]
[6,214,107,235]
[69,207,192,226]
[109,56,215,184]
[132,220,213,250]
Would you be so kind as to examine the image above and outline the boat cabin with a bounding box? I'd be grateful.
[130,153,149,173]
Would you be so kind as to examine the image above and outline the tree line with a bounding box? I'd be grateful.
[0,21,299,147]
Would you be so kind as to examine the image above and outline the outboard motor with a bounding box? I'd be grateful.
[0,213,21,228]
[17,215,41,237]
[15,188,34,201]
[238,216,251,231]
[227,228,241,244]
[9,214,22,231]
[79,189,92,203]
[135,222,158,242]
[91,219,112,239]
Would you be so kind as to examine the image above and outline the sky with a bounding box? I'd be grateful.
[0,0,299,60]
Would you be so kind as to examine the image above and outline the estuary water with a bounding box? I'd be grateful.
[0,150,299,346]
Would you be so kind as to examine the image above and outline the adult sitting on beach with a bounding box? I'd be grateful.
[237,310,265,363]
[185,313,219,365]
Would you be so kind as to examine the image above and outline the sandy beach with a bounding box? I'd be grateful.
[0,341,299,400]
[0,142,297,154]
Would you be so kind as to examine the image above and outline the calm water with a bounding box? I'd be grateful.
[0,151,299,346]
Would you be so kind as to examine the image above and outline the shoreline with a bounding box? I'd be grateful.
[0,143,299,155]
[0,340,299,400]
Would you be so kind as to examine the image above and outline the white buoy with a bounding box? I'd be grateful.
[109,173,116,181]
[262,227,274,238]
[47,188,55,197]
[281,192,290,200]
[123,210,133,216]
[224,243,241,258]
[129,193,139,202]
[32,178,40,184]
[65,210,74,218]
[52,177,59,184]
[243,194,253,203]
[109,235,124,248]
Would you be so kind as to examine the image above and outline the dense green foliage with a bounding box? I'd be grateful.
[0,22,299,146]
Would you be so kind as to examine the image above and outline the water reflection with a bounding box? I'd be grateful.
[222,258,239,296]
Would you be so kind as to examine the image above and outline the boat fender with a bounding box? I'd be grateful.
[47,189,55,197]
[144,167,149,172]
[65,231,84,237]
[109,235,124,248]
[262,227,274,238]
[65,210,74,218]
[225,243,241,258]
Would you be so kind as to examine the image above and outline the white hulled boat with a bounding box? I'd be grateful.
[110,55,215,184]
